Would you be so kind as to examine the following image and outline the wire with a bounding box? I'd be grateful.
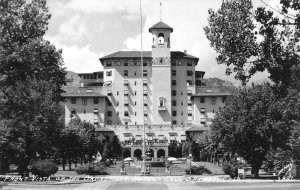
[259,0,296,20]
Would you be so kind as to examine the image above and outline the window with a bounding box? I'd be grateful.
[172,70,176,76]
[171,60,176,66]
[107,90,112,96]
[144,100,148,106]
[107,111,112,117]
[94,98,98,104]
[116,101,119,106]
[181,101,183,106]
[134,91,137,96]
[211,98,216,105]
[107,101,112,106]
[200,97,205,103]
[71,109,76,117]
[124,80,129,86]
[188,112,192,116]
[124,90,129,96]
[172,100,176,106]
[124,111,129,117]
[106,61,112,67]
[135,112,137,116]
[187,70,193,76]
[125,122,128,125]
[172,90,176,96]
[94,121,99,126]
[124,100,129,106]
[106,71,112,76]
[135,81,137,86]
[124,61,128,66]
[143,70,147,77]
[187,61,193,66]
[82,98,87,105]
[172,120,177,125]
[124,70,128,76]
[143,62,147,66]
[135,101,137,106]
[117,112,119,116]
[84,109,86,114]
[71,98,76,104]
[222,97,227,103]
[117,91,119,95]
[172,110,177,116]
[172,80,176,86]
[93,109,98,115]
[134,71,137,76]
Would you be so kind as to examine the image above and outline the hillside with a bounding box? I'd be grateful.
[202,77,238,94]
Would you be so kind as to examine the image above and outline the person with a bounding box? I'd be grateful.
[114,159,117,166]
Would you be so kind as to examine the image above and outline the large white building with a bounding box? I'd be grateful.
[63,21,230,159]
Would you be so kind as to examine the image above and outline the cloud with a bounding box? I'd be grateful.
[45,36,104,73]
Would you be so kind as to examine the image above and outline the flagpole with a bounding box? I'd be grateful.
[140,0,146,175]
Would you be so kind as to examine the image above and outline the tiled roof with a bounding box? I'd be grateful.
[186,126,210,132]
[149,21,173,32]
[95,127,114,132]
[192,92,231,97]
[62,93,106,97]
[99,51,199,63]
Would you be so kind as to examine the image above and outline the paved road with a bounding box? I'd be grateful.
[3,181,300,190]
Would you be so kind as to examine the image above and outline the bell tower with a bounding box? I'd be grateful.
[149,21,173,124]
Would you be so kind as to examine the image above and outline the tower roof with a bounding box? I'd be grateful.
[149,21,173,33]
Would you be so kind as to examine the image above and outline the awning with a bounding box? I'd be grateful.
[123,133,132,137]
[123,136,130,141]
[136,135,142,140]
[124,90,129,95]
[124,80,129,85]
[143,79,148,85]
[169,132,177,136]
[93,109,99,113]
[146,133,155,136]
[169,136,176,140]
[158,135,164,140]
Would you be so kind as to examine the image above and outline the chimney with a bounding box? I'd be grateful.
[184,50,187,54]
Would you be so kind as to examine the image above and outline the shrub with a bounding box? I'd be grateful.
[149,161,166,167]
[75,163,109,175]
[30,159,58,177]
[222,159,248,178]
[185,165,212,175]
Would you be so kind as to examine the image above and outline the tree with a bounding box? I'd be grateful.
[110,135,123,158]
[0,0,66,176]
[211,84,297,177]
[204,0,300,90]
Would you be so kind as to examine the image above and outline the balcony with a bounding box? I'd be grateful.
[187,90,192,95]
[124,80,129,86]
[200,108,206,113]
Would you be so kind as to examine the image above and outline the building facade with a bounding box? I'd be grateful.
[63,21,230,159]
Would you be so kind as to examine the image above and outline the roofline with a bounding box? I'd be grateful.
[99,51,199,66]
[62,93,107,98]
[192,93,231,97]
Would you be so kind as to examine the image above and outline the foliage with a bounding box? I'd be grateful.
[168,142,182,158]
[30,159,58,177]
[222,158,248,178]
[110,135,123,158]
[75,163,109,175]
[149,161,166,168]
[204,0,300,90]
[0,0,66,176]
[211,84,297,177]
[185,165,212,175]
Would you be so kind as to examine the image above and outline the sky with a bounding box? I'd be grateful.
[45,0,280,86]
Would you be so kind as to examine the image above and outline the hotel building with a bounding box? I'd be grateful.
[63,21,230,159]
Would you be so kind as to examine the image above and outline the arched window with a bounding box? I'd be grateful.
[158,33,164,45]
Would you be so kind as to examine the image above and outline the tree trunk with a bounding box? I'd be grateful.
[68,157,71,170]
[62,156,66,171]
